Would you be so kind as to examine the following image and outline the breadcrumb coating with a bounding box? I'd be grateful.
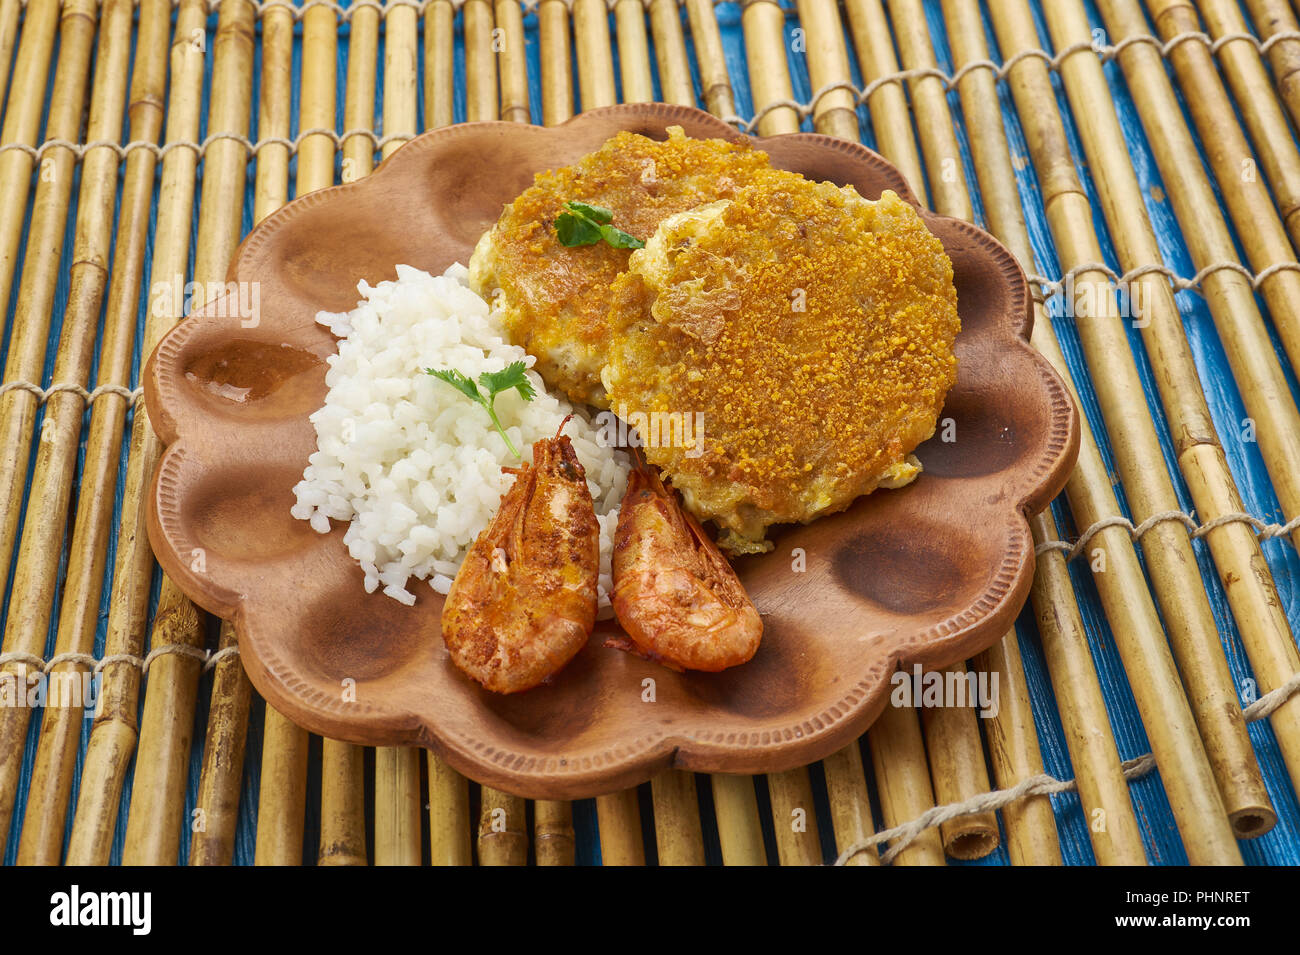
[468,127,775,406]
[602,174,960,553]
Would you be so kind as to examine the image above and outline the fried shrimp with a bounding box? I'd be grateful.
[441,420,599,693]
[468,126,776,406]
[608,459,761,672]
[602,174,960,554]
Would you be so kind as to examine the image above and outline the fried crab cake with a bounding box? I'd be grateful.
[468,126,776,406]
[601,176,960,555]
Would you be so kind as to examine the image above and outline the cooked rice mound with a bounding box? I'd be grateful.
[290,263,628,608]
[468,126,775,407]
[601,175,960,554]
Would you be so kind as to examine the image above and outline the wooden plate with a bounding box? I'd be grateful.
[144,103,1079,800]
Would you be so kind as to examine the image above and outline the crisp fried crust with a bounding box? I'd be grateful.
[602,175,960,554]
[468,127,775,406]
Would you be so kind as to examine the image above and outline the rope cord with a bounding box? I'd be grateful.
[836,668,1300,865]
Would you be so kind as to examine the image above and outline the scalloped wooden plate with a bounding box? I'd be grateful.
[143,103,1079,800]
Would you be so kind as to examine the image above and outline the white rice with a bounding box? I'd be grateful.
[290,262,629,610]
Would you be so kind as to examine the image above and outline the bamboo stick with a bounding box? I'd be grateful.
[305,1,372,869]
[254,711,309,864]
[616,0,655,103]
[249,1,308,866]
[1196,0,1300,244]
[253,1,294,221]
[193,0,257,290]
[297,1,338,199]
[919,670,1002,860]
[119,597,206,864]
[318,741,366,865]
[191,0,296,870]
[737,0,900,866]
[496,0,531,122]
[452,0,507,864]
[991,0,1245,864]
[1182,442,1300,797]
[1029,517,1151,864]
[371,0,425,869]
[0,0,99,859]
[425,0,455,129]
[1050,0,1292,835]
[1,0,122,697]
[941,0,1147,869]
[464,0,499,123]
[1242,0,1300,132]
[596,788,646,865]
[649,770,706,865]
[796,0,859,139]
[0,0,20,124]
[650,0,696,107]
[16,0,167,867]
[384,0,418,157]
[314,0,375,870]
[124,0,259,867]
[868,1,1001,859]
[893,0,1105,861]
[564,0,654,867]
[574,0,617,110]
[887,0,972,221]
[478,788,528,865]
[683,0,736,117]
[416,4,477,868]
[795,6,946,866]
[691,1,800,867]
[0,0,58,369]
[65,0,209,867]
[741,0,800,135]
[974,633,1063,865]
[844,0,928,205]
[765,768,823,865]
[710,774,767,865]
[534,800,577,866]
[428,753,472,865]
[1137,1,1300,381]
[1126,0,1300,558]
[375,748,422,865]
[188,623,252,864]
[868,704,946,865]
[821,743,881,866]
[538,0,574,125]
[256,0,343,867]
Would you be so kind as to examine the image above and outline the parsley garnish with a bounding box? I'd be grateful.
[427,360,538,458]
[554,200,645,250]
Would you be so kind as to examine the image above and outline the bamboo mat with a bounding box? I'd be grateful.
[2,0,1300,866]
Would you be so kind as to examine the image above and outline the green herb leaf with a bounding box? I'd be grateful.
[598,224,646,250]
[554,200,645,249]
[426,367,483,405]
[564,200,614,224]
[478,360,537,403]
[554,211,602,247]
[426,362,538,459]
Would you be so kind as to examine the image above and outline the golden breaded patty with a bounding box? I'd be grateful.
[601,175,960,554]
[468,127,775,406]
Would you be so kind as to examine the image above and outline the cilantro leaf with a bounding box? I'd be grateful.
[478,361,537,403]
[554,200,645,249]
[554,211,602,247]
[427,367,482,404]
[599,224,646,250]
[427,362,538,459]
[564,200,614,224]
